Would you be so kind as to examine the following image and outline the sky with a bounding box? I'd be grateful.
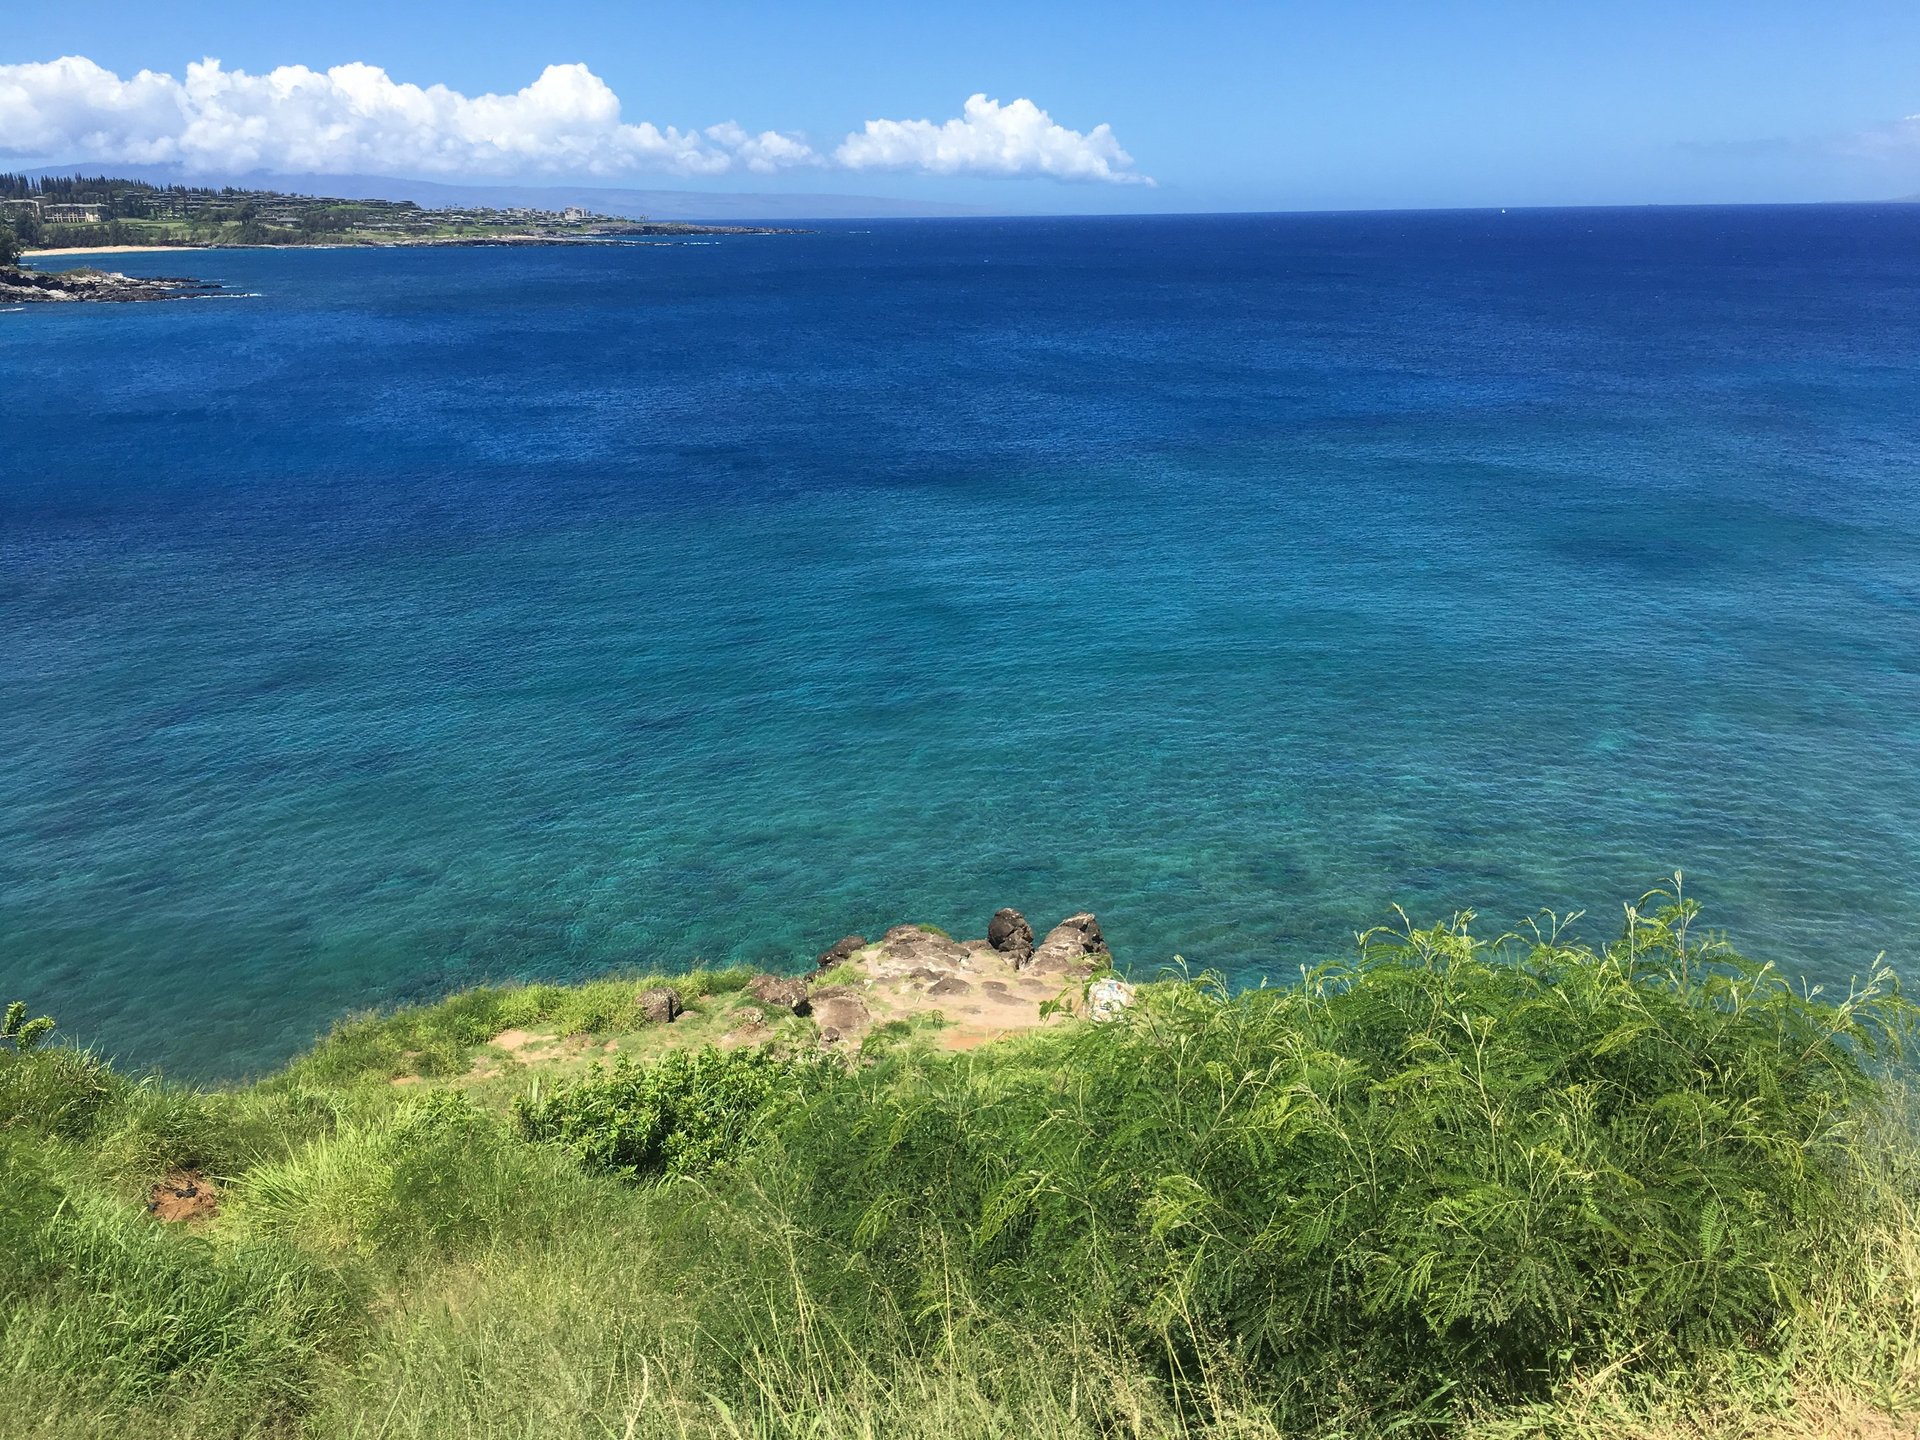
[4,0,1920,213]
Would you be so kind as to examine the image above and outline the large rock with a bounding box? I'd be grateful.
[866,924,971,980]
[636,987,683,1025]
[814,934,867,970]
[808,986,872,1044]
[986,908,1035,965]
[747,974,811,1014]
[1026,913,1109,976]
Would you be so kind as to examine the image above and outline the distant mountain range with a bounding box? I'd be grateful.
[20,165,996,221]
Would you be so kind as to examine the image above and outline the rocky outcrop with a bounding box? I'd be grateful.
[808,986,871,1044]
[747,974,811,1014]
[636,987,683,1025]
[780,908,1118,1050]
[866,924,971,979]
[987,908,1035,966]
[0,264,226,304]
[1027,913,1110,976]
[815,934,867,970]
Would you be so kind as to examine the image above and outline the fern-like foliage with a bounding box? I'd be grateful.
[2,1001,55,1053]
[513,1047,836,1181]
[758,881,1912,1409]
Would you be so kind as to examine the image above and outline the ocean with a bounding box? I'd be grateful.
[3,206,1918,1079]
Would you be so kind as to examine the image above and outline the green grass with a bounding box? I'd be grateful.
[1,885,1914,1438]
[277,965,757,1086]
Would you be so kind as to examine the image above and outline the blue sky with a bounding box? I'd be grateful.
[4,0,1919,211]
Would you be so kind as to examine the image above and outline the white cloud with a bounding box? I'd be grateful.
[835,93,1153,185]
[0,56,817,177]
[0,58,1150,186]
[1841,113,1920,161]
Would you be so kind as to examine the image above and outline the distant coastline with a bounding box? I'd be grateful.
[25,225,801,260]
[2,175,804,268]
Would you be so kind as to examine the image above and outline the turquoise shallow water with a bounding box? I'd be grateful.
[3,207,1918,1079]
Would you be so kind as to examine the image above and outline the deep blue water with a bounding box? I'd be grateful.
[4,207,1918,1079]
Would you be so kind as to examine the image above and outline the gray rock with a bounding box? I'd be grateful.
[987,908,1035,965]
[746,974,811,1014]
[636,987,683,1025]
[812,991,871,1044]
[867,924,970,978]
[1027,913,1109,976]
[927,976,973,997]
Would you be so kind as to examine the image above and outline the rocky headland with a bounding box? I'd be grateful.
[1,264,228,304]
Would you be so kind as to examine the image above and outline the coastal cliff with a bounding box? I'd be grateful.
[1,892,1914,1439]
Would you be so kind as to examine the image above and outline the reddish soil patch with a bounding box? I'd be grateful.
[148,1169,219,1223]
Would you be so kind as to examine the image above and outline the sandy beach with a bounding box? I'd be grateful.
[24,245,196,258]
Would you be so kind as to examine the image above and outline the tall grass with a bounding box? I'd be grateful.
[278,967,757,1086]
[723,887,1910,1419]
[0,887,1911,1437]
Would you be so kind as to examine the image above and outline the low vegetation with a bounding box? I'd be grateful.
[1,883,1914,1438]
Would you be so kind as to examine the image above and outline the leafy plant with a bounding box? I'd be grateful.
[2,1001,55,1054]
[514,1046,833,1181]
[762,880,1912,1411]
[0,1004,119,1141]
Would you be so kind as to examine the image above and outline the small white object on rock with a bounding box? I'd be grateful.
[1087,977,1135,1022]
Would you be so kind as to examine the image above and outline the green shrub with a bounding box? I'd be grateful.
[754,885,1911,1413]
[515,1047,834,1181]
[3,1000,56,1053]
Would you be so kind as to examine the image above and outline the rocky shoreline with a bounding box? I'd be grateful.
[1,264,228,304]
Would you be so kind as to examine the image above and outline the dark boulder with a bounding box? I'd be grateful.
[815,934,867,970]
[636,987,683,1025]
[747,974,811,1014]
[987,908,1035,965]
[1027,913,1110,976]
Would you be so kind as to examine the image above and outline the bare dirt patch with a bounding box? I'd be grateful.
[147,1169,219,1223]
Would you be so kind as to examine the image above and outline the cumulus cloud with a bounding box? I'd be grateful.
[0,56,817,177]
[835,93,1152,185]
[0,57,1149,185]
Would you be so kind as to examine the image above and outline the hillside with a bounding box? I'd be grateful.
[0,173,788,251]
[2,888,1915,1438]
